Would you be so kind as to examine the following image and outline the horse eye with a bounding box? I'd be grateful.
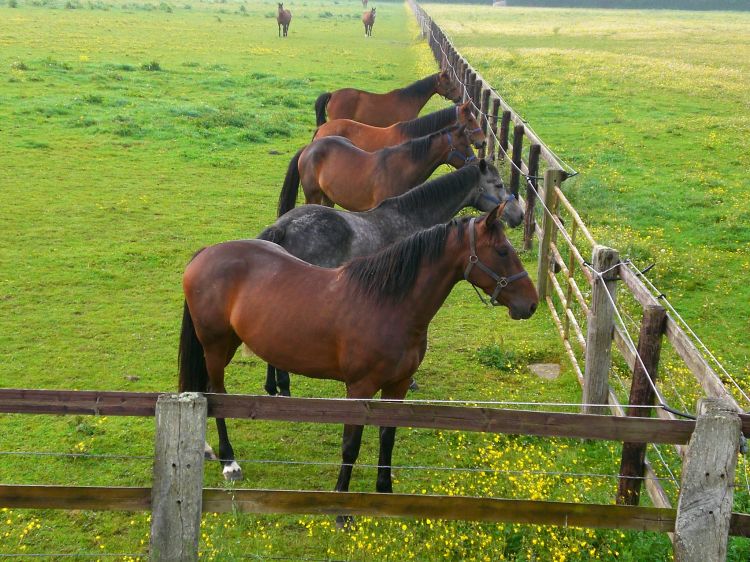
[497,247,509,258]
[479,187,485,192]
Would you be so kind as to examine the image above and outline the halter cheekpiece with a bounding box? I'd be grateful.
[463,217,528,306]
[446,131,476,164]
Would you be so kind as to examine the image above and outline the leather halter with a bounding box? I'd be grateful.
[463,217,529,306]
[446,131,476,164]
[455,105,483,138]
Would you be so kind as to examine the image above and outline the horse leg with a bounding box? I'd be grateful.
[276,369,291,396]
[205,343,243,481]
[334,423,364,528]
[376,378,411,494]
[320,194,334,208]
[264,364,278,395]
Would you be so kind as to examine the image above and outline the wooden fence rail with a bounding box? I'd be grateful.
[0,388,711,442]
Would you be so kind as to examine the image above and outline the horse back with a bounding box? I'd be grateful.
[314,119,403,151]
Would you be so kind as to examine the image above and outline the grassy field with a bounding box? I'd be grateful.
[0,0,748,560]
[423,2,750,377]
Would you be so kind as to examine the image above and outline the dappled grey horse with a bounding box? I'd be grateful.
[258,159,522,396]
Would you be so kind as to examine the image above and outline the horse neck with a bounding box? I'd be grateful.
[400,133,451,188]
[400,233,468,328]
[380,172,476,232]
[394,75,437,114]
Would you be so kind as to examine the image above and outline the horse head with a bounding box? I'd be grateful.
[464,207,538,319]
[278,2,283,9]
[457,101,486,149]
[445,124,476,169]
[471,159,524,228]
[437,70,463,104]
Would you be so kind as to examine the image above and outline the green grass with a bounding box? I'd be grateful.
[0,0,747,560]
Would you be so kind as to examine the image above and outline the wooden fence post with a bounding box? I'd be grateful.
[479,88,491,159]
[582,245,620,415]
[487,98,500,163]
[150,393,207,562]
[674,398,741,562]
[523,143,541,251]
[462,68,471,103]
[498,110,511,159]
[509,124,525,198]
[536,169,564,299]
[616,304,667,505]
[473,80,483,114]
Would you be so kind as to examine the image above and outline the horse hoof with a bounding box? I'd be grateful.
[222,461,243,481]
[335,515,354,530]
[409,379,419,392]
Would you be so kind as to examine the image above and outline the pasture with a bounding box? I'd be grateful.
[0,0,747,560]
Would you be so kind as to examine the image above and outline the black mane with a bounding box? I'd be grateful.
[396,125,458,161]
[344,218,469,303]
[398,74,438,99]
[383,166,478,214]
[396,106,457,138]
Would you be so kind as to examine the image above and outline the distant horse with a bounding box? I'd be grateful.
[363,7,375,37]
[260,161,524,396]
[362,0,368,7]
[277,3,291,37]
[179,206,538,495]
[314,101,486,151]
[315,71,462,127]
[278,125,475,215]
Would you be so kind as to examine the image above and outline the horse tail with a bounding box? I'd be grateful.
[278,147,304,217]
[178,299,208,393]
[315,92,331,126]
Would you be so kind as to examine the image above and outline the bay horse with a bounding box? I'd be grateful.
[277,3,291,37]
[179,205,538,505]
[278,125,475,215]
[363,7,375,37]
[314,101,486,151]
[315,71,462,127]
[259,160,523,397]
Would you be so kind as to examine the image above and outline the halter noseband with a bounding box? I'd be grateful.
[446,131,477,164]
[463,217,528,306]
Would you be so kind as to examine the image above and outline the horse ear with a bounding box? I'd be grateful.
[486,202,507,227]
[479,158,487,173]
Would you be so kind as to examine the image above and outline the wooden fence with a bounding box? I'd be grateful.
[1,388,749,561]
[406,1,750,558]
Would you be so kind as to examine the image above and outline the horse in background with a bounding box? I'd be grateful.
[363,7,375,37]
[314,71,462,127]
[279,125,476,214]
[277,3,291,37]
[313,102,486,152]
[362,0,368,7]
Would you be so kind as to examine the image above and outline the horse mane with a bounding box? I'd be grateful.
[398,74,438,99]
[385,166,478,214]
[396,106,456,138]
[344,217,469,303]
[401,125,458,161]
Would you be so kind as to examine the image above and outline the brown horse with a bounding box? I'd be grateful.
[315,71,462,127]
[278,125,475,215]
[179,206,538,504]
[363,7,375,37]
[277,2,291,37]
[314,101,486,151]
